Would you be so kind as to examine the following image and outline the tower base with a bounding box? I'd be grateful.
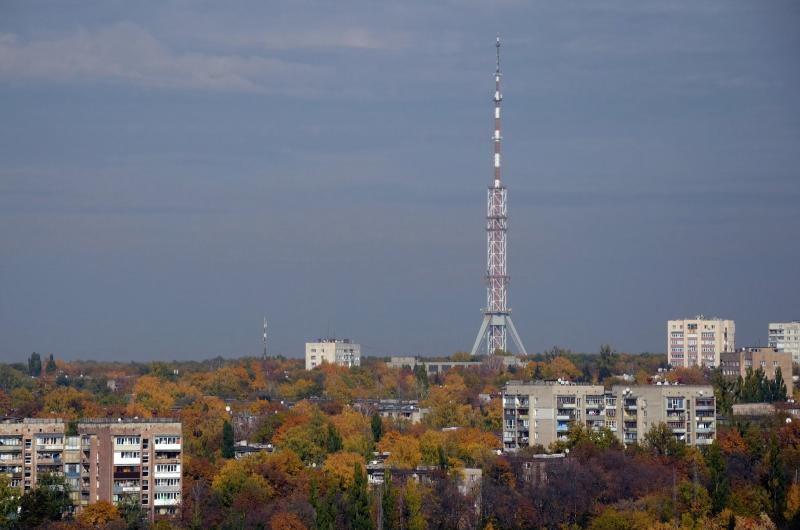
[470,312,527,356]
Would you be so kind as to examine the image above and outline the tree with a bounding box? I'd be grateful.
[371,413,384,443]
[705,441,730,515]
[222,420,235,459]
[78,500,120,526]
[326,423,343,453]
[18,473,72,526]
[347,462,373,530]
[270,511,308,530]
[117,493,148,529]
[771,367,788,402]
[404,480,426,530]
[642,423,686,458]
[381,472,397,530]
[45,354,57,375]
[765,435,787,524]
[0,475,20,529]
[28,352,42,377]
[598,344,616,382]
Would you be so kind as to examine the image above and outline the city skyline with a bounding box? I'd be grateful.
[1,1,799,361]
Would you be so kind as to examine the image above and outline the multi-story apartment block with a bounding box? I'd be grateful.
[768,321,800,364]
[611,385,715,447]
[668,316,735,368]
[0,418,182,520]
[502,381,606,450]
[720,347,793,391]
[305,338,361,370]
[78,419,182,519]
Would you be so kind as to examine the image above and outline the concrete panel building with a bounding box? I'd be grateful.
[768,321,800,364]
[611,385,715,447]
[0,418,182,520]
[502,381,606,450]
[305,339,361,370]
[720,347,793,391]
[668,316,735,368]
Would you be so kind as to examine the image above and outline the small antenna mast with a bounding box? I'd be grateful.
[262,317,268,359]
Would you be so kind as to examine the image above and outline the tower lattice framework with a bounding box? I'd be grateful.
[471,36,527,357]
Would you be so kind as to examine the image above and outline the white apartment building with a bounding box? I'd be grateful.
[305,338,361,370]
[768,322,800,364]
[668,316,735,368]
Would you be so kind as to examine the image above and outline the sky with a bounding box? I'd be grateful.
[1,1,799,362]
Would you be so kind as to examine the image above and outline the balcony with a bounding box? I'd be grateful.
[154,442,181,452]
[154,496,180,507]
[556,413,575,421]
[695,425,714,434]
[556,401,576,409]
[695,437,714,446]
[113,485,141,495]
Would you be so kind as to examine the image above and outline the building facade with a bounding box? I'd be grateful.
[502,382,607,450]
[305,339,361,370]
[502,383,716,451]
[668,316,735,368]
[0,418,182,520]
[610,385,715,447]
[768,321,800,364]
[720,347,792,390]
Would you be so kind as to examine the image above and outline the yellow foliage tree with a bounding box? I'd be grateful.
[378,431,421,469]
[322,451,365,487]
[270,511,308,530]
[77,500,120,526]
[127,375,177,417]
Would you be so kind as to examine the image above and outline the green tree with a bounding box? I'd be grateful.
[27,352,42,377]
[117,493,148,529]
[642,423,686,458]
[771,367,788,402]
[705,441,730,514]
[45,354,57,375]
[311,480,336,530]
[18,473,72,526]
[222,420,235,459]
[381,471,397,530]
[326,423,343,454]
[598,344,616,381]
[765,435,787,524]
[0,475,20,529]
[371,413,384,443]
[347,462,373,530]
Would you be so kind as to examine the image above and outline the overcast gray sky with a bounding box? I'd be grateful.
[1,1,798,362]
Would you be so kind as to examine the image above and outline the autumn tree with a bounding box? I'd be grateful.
[642,423,686,458]
[78,500,120,526]
[382,471,398,530]
[270,511,308,530]
[705,441,730,515]
[404,480,426,530]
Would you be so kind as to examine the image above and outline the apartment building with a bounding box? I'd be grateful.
[610,385,715,447]
[768,322,800,364]
[719,347,793,391]
[0,418,182,520]
[78,419,182,519]
[305,338,361,370]
[502,381,607,450]
[668,316,735,368]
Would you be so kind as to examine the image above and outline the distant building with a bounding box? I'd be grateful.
[501,382,716,451]
[668,316,735,368]
[233,440,273,460]
[386,355,521,374]
[768,321,800,364]
[0,417,182,520]
[502,381,607,450]
[305,339,361,370]
[353,399,429,424]
[611,385,715,447]
[720,347,792,391]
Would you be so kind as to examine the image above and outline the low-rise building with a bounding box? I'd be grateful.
[305,339,361,370]
[720,347,793,391]
[233,440,273,460]
[353,399,428,424]
[611,385,715,447]
[768,321,800,364]
[387,356,521,374]
[668,316,735,368]
[502,381,607,451]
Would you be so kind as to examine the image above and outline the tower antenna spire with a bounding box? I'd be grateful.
[471,36,527,357]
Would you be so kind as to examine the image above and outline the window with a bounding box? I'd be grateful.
[115,437,140,446]
[154,436,180,445]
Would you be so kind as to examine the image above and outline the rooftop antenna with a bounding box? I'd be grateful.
[262,317,268,359]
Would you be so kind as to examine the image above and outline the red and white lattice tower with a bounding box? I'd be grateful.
[471,36,527,356]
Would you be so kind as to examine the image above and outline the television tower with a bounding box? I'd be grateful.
[470,36,527,357]
[262,317,268,359]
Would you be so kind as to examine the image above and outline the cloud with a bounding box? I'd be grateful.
[0,22,330,93]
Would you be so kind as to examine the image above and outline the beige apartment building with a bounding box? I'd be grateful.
[502,381,607,450]
[611,385,715,447]
[720,347,793,391]
[768,321,800,364]
[502,382,716,451]
[305,338,361,370]
[668,316,735,368]
[0,418,182,520]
